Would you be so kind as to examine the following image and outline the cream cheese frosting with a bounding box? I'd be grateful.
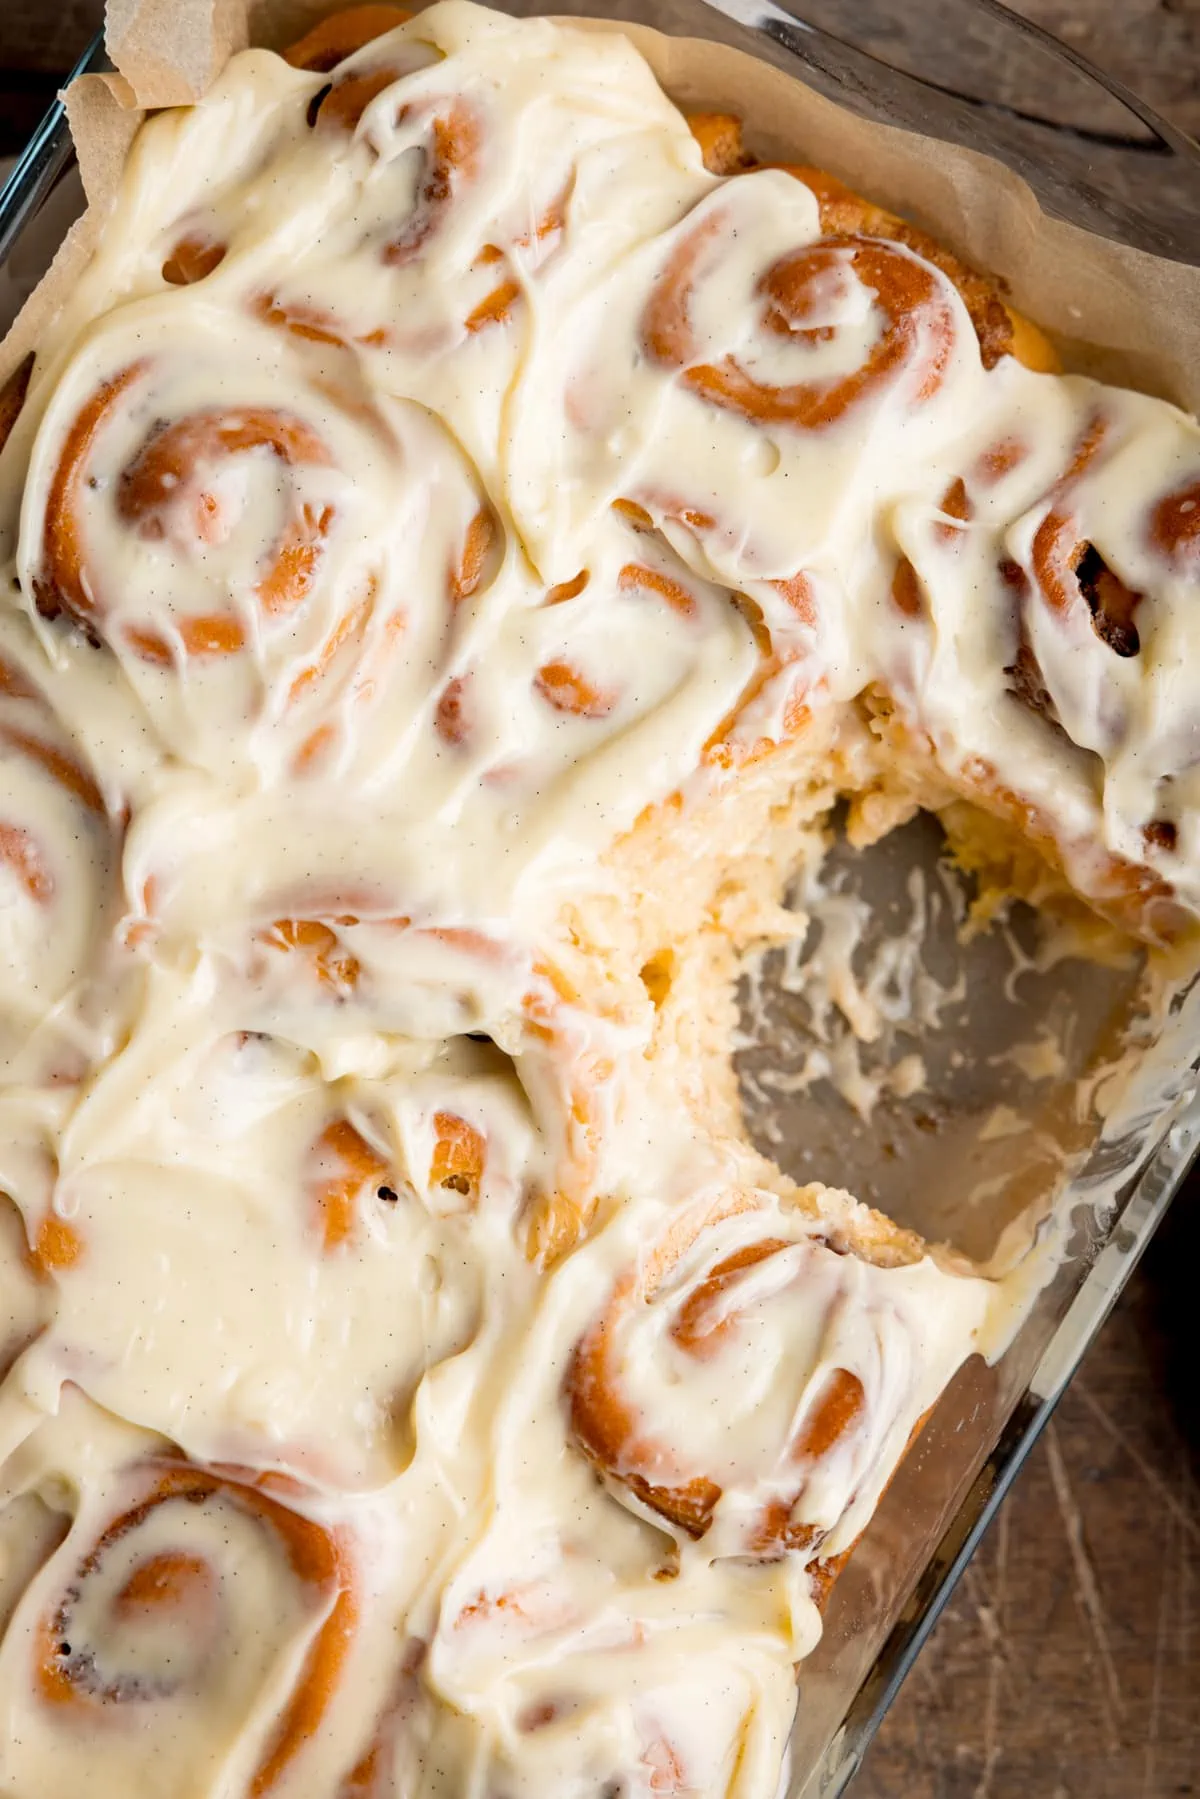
[0,3,1195,1794]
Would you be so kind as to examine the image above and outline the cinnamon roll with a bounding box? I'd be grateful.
[567,1189,988,1562]
[19,327,417,773]
[354,1507,804,1799]
[880,388,1200,937]
[16,1026,488,1489]
[642,218,958,434]
[0,1435,359,1799]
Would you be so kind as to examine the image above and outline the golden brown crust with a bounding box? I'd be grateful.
[685,112,752,177]
[283,4,412,72]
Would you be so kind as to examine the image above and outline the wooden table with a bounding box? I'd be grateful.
[0,4,1197,1796]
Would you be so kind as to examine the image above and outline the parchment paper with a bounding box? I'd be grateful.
[2,0,1198,416]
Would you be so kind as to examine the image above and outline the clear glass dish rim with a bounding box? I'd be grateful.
[742,0,1200,162]
[1,12,1198,1797]
[811,1099,1200,1795]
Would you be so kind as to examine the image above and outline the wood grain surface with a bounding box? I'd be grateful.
[0,4,1197,1797]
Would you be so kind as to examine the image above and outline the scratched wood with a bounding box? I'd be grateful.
[0,3,1197,1796]
[1007,0,1200,142]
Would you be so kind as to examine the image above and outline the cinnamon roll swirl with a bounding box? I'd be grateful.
[0,1434,359,1799]
[567,1189,988,1563]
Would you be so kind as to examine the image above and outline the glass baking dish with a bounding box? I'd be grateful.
[1,6,1199,1796]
